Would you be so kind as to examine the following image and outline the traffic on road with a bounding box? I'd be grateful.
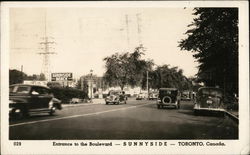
[9,96,238,140]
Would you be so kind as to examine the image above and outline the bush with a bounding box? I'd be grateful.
[50,87,88,103]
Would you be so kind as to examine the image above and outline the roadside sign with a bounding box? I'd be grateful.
[51,73,73,81]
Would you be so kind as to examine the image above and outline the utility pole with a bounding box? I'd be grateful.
[21,65,23,83]
[147,71,149,99]
[90,69,93,102]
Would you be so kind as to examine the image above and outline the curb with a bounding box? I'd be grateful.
[224,110,239,124]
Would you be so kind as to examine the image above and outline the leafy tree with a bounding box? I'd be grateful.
[142,65,192,91]
[9,69,27,85]
[179,8,238,96]
[103,46,154,90]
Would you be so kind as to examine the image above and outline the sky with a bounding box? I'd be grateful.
[10,7,198,79]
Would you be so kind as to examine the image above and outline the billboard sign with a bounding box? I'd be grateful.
[51,73,73,81]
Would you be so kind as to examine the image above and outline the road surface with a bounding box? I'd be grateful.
[9,99,238,140]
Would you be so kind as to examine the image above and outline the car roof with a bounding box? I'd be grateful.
[10,84,50,89]
[198,87,223,92]
[159,88,178,91]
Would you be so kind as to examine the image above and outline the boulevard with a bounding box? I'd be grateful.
[9,98,238,140]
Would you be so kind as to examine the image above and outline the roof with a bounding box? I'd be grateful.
[10,83,50,89]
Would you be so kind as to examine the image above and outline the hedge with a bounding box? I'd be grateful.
[50,87,88,103]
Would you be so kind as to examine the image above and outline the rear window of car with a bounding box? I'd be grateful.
[200,89,223,97]
[159,90,177,96]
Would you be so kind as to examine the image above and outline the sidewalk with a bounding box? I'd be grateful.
[62,98,105,108]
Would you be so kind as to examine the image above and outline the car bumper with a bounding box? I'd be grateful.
[157,101,177,106]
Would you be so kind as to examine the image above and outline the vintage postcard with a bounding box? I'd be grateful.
[1,1,249,154]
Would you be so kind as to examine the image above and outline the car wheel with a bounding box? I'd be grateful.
[49,107,56,116]
[15,109,25,119]
[194,110,199,116]
[157,105,161,109]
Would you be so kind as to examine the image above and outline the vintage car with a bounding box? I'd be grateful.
[70,98,81,104]
[9,84,62,119]
[194,87,224,115]
[157,88,181,109]
[181,91,191,101]
[149,92,158,100]
[105,90,127,105]
[136,92,147,100]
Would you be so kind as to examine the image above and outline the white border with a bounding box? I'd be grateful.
[1,1,249,154]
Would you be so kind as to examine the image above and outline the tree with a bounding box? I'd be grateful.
[179,8,238,96]
[103,46,154,90]
[9,69,27,85]
[142,65,192,91]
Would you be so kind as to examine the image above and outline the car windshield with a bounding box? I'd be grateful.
[9,85,30,94]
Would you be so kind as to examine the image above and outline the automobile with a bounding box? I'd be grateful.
[70,98,81,104]
[9,84,62,119]
[194,87,224,115]
[136,93,147,100]
[105,90,127,105]
[149,92,158,100]
[157,88,181,109]
[181,91,191,101]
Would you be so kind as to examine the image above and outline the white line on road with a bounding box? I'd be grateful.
[10,103,153,127]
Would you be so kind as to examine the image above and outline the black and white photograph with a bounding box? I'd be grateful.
[1,1,249,155]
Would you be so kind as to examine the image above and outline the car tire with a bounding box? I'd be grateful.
[157,105,161,109]
[49,108,56,116]
[106,102,109,105]
[15,109,25,119]
[194,110,199,116]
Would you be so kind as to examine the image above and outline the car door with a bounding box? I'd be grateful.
[30,86,52,110]
[39,87,53,109]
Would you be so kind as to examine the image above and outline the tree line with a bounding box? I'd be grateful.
[103,46,193,91]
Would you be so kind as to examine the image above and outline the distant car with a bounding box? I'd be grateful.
[70,98,81,104]
[157,88,181,109]
[9,84,62,119]
[194,87,224,115]
[105,90,127,105]
[181,91,191,101]
[149,92,158,100]
[136,93,147,100]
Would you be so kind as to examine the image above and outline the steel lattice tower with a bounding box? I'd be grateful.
[38,10,56,81]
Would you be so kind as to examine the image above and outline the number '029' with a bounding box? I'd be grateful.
[13,142,21,146]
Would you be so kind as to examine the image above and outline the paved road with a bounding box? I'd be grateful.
[9,99,238,140]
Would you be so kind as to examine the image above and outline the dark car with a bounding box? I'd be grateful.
[105,90,127,105]
[194,87,224,115]
[9,84,62,119]
[157,88,180,109]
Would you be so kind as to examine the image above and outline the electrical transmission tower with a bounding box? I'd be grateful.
[136,13,142,46]
[125,14,130,51]
[38,10,56,81]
